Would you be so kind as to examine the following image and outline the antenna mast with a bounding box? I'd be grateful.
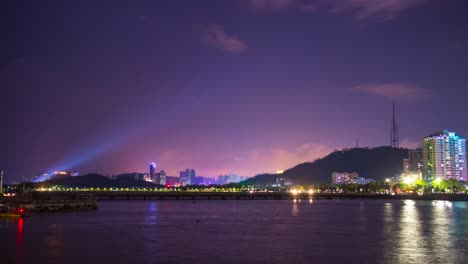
[391,102,399,148]
[0,171,3,195]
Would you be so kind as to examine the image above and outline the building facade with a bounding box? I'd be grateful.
[150,162,156,182]
[403,159,410,173]
[188,169,196,185]
[403,149,423,173]
[228,173,240,183]
[179,171,188,186]
[157,170,166,185]
[332,172,359,185]
[217,175,229,185]
[179,169,196,186]
[422,130,467,181]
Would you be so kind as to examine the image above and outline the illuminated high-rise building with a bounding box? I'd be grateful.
[228,173,240,183]
[179,170,188,186]
[157,170,166,185]
[422,130,467,181]
[187,169,196,185]
[403,149,423,173]
[150,162,156,182]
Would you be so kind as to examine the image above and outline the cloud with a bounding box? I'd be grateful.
[199,24,248,53]
[154,143,332,177]
[238,0,298,12]
[237,0,428,20]
[400,138,420,149]
[301,3,318,12]
[270,143,331,170]
[349,82,426,100]
[324,0,428,21]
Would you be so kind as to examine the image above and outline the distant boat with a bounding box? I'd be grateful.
[0,205,29,218]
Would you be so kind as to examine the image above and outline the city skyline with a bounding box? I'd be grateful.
[2,0,468,181]
[16,127,468,182]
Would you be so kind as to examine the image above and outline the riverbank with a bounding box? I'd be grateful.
[20,191,468,202]
[0,193,98,213]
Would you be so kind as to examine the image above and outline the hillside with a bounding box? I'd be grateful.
[243,147,408,185]
[33,173,160,188]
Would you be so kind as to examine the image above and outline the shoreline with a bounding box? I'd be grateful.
[21,191,468,202]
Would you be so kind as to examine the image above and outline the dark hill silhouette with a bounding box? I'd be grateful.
[34,173,160,188]
[243,147,408,185]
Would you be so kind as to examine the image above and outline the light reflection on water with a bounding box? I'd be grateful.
[45,224,64,259]
[292,200,299,216]
[397,200,423,263]
[15,218,24,261]
[0,200,467,264]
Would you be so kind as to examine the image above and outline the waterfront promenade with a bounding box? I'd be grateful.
[27,191,468,202]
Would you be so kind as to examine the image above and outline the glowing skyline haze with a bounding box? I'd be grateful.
[2,0,468,180]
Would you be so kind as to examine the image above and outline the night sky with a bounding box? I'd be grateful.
[2,0,468,181]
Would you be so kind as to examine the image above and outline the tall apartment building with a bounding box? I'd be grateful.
[180,169,196,186]
[422,130,467,181]
[403,149,423,173]
[150,162,156,182]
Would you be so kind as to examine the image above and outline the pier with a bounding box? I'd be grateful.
[1,194,98,213]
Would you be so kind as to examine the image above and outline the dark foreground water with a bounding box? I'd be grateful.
[1,199,468,264]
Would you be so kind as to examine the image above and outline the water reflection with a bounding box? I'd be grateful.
[45,224,64,259]
[2,200,467,264]
[15,218,24,261]
[388,200,459,263]
[147,202,158,225]
[397,200,424,263]
[358,201,367,231]
[430,200,455,263]
[383,202,395,247]
[148,202,157,212]
[432,200,452,208]
[292,200,299,216]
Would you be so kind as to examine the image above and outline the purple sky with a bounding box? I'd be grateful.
[2,0,468,181]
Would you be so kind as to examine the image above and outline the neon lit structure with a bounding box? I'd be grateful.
[423,130,467,181]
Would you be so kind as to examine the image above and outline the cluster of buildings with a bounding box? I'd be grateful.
[389,105,467,183]
[399,130,466,183]
[32,170,80,182]
[275,177,293,187]
[331,172,373,185]
[179,169,196,186]
[128,162,167,185]
[331,130,467,185]
[140,163,248,186]
[331,103,466,186]
[147,162,166,185]
[216,174,249,185]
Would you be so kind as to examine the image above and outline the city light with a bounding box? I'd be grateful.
[401,172,421,186]
[403,177,415,185]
